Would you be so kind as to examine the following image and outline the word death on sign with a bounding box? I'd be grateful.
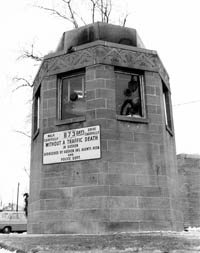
[85,136,98,141]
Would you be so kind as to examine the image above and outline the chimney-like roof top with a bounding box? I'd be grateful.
[56,22,145,52]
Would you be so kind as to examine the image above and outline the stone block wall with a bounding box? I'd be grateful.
[28,31,183,234]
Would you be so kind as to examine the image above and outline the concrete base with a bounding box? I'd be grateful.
[1,232,200,252]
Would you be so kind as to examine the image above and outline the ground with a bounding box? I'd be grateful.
[1,230,200,252]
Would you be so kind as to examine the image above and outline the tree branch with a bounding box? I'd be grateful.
[60,0,87,26]
[12,77,33,92]
[14,130,31,138]
[18,44,43,62]
[36,5,72,22]
[23,167,30,178]
[89,0,99,23]
[107,0,112,22]
[100,0,103,22]
[122,13,129,27]
[36,2,81,28]
[64,0,79,28]
[97,0,112,23]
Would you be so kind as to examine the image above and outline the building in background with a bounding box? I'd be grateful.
[177,154,200,228]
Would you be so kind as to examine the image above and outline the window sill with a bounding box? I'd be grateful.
[116,115,149,124]
[32,129,39,140]
[55,116,86,125]
[166,125,174,136]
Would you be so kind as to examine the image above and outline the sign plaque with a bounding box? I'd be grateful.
[43,125,100,164]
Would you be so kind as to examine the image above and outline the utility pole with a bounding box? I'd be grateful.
[16,182,20,212]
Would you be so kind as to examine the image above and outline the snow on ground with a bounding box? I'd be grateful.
[182,226,200,235]
[187,227,200,232]
[0,249,16,253]
[0,228,200,252]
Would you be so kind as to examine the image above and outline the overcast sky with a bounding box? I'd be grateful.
[0,0,200,205]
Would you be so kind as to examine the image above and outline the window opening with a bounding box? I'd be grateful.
[59,73,85,120]
[33,87,40,135]
[163,82,172,130]
[116,71,145,118]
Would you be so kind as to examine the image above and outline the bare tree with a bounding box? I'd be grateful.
[13,42,43,93]
[98,0,112,23]
[12,75,33,138]
[17,0,129,70]
[13,0,129,138]
[34,0,128,28]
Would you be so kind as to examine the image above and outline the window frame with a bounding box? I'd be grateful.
[162,81,173,135]
[56,71,86,125]
[115,69,148,124]
[33,86,40,138]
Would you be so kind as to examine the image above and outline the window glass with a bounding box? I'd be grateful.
[0,212,9,220]
[11,213,18,220]
[60,74,85,120]
[116,72,144,118]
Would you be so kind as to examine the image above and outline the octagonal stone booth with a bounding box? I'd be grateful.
[28,22,183,234]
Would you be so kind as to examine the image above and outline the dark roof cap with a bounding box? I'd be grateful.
[56,22,145,52]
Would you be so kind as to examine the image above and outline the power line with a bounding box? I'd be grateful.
[173,99,200,107]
